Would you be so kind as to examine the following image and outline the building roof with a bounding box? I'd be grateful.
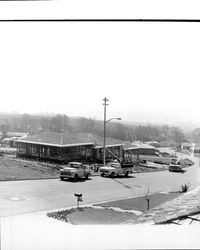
[16,132,94,147]
[146,141,159,144]
[181,142,194,146]
[92,135,122,148]
[16,132,122,148]
[3,137,18,142]
[123,142,156,150]
[94,143,122,149]
[7,132,29,137]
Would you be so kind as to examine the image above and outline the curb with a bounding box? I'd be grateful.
[153,185,200,224]
[0,176,59,182]
[154,206,200,224]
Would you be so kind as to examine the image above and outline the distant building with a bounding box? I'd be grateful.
[0,131,3,140]
[192,143,200,155]
[123,142,156,162]
[7,132,29,138]
[123,142,156,155]
[181,142,194,151]
[146,141,161,148]
[181,142,200,155]
[2,132,29,147]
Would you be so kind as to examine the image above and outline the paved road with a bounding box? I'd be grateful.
[0,163,199,217]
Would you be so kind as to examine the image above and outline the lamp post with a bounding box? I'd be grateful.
[102,97,121,167]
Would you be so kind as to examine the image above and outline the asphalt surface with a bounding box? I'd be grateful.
[0,160,199,217]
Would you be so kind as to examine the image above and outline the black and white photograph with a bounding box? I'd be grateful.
[0,1,200,249]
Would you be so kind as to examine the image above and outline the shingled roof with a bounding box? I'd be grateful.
[16,132,94,147]
[92,135,122,148]
[16,132,122,148]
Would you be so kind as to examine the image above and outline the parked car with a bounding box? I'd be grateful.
[168,163,183,172]
[177,158,194,167]
[60,162,91,181]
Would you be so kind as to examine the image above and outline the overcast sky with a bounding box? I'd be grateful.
[0,20,200,127]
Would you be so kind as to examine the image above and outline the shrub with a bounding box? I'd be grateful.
[47,207,84,222]
[180,182,190,193]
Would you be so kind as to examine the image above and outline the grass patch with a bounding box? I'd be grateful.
[94,193,182,212]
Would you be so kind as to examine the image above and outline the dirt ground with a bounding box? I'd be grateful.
[0,154,60,181]
[0,152,169,181]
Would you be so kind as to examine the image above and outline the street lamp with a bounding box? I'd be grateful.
[106,118,122,123]
[102,97,121,167]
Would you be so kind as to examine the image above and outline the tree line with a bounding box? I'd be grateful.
[0,113,189,146]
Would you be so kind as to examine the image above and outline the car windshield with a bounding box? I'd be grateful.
[109,164,119,168]
[68,164,81,168]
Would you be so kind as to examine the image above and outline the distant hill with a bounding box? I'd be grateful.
[0,112,196,143]
[121,120,197,132]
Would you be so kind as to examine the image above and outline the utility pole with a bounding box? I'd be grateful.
[145,186,150,210]
[103,97,109,167]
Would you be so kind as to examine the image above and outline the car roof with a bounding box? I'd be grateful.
[68,162,82,165]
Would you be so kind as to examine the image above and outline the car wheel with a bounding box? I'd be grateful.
[110,172,115,178]
[85,173,89,180]
[125,171,129,177]
[74,174,78,182]
[101,173,105,177]
[60,177,64,181]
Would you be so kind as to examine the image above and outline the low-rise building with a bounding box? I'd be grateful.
[2,132,29,147]
[15,132,123,163]
[122,142,157,162]
[181,142,200,155]
[7,132,29,138]
[181,142,194,152]
[123,142,156,155]
[15,132,94,163]
[192,143,200,155]
[146,141,161,148]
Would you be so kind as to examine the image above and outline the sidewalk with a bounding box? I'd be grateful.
[2,211,200,250]
[125,185,200,225]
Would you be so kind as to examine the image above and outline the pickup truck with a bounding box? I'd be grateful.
[99,161,133,178]
[60,162,91,181]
